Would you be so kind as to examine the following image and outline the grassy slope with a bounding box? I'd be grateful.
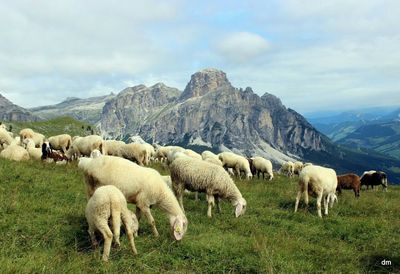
[0,160,399,273]
[5,116,94,138]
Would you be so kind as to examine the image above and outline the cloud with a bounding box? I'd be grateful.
[215,32,269,64]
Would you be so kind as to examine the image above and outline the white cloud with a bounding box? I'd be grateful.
[216,32,269,64]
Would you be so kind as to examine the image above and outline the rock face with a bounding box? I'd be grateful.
[0,93,40,122]
[100,69,328,163]
[30,93,115,124]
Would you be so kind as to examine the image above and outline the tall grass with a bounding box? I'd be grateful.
[0,159,399,273]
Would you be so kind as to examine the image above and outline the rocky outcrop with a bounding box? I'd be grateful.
[0,93,40,122]
[99,69,329,163]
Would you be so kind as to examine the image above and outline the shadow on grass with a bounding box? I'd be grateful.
[361,255,400,273]
[63,214,93,253]
[278,200,318,212]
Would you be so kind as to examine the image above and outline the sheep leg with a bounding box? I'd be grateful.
[324,196,329,216]
[194,191,199,201]
[294,190,302,213]
[111,213,121,247]
[235,166,242,180]
[215,195,221,213]
[141,207,159,237]
[121,213,137,255]
[206,194,215,218]
[316,192,323,218]
[97,221,113,262]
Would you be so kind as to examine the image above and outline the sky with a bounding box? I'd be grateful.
[0,0,399,114]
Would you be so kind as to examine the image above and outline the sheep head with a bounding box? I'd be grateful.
[234,197,247,217]
[171,215,188,241]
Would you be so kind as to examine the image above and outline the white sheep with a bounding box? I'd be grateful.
[78,155,187,240]
[0,144,30,161]
[218,151,252,180]
[48,134,72,153]
[204,157,223,166]
[183,149,202,160]
[19,128,45,148]
[170,156,247,218]
[293,161,304,175]
[0,127,14,149]
[23,138,42,160]
[294,165,338,217]
[120,143,147,166]
[153,144,184,162]
[103,140,125,157]
[66,135,104,159]
[201,150,219,161]
[248,156,273,181]
[279,161,295,177]
[85,185,139,262]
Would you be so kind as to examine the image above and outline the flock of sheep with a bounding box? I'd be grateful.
[0,124,390,261]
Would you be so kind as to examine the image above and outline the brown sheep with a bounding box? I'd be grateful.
[336,173,361,197]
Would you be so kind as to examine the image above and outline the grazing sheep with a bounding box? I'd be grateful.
[201,150,219,161]
[143,143,155,164]
[293,161,304,175]
[120,143,147,166]
[248,157,273,181]
[0,144,30,161]
[218,151,252,180]
[204,157,223,166]
[48,134,72,153]
[41,142,69,162]
[337,173,361,197]
[23,138,42,160]
[153,144,185,162]
[78,155,187,240]
[19,128,45,148]
[66,135,104,159]
[294,165,338,217]
[170,157,247,218]
[360,171,388,191]
[103,140,125,157]
[279,161,295,177]
[183,149,202,160]
[85,185,139,262]
[0,127,14,148]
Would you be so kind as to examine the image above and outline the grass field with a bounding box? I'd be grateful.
[0,159,399,273]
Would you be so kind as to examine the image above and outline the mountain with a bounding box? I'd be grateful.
[99,69,400,182]
[30,93,115,124]
[307,107,400,160]
[0,93,40,122]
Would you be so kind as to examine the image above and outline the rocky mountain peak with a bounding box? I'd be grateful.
[0,93,40,122]
[179,68,232,100]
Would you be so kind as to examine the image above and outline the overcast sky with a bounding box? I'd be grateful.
[1,0,399,114]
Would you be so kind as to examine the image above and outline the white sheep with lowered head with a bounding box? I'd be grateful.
[66,135,104,159]
[279,161,295,177]
[23,138,42,160]
[19,128,45,148]
[170,156,247,218]
[218,151,252,180]
[78,155,188,241]
[0,143,30,161]
[103,140,125,157]
[293,161,304,175]
[294,165,338,217]
[120,143,148,166]
[248,156,273,180]
[0,127,14,149]
[85,185,139,262]
[48,134,72,153]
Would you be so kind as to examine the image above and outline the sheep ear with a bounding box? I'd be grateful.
[235,203,243,218]
[173,219,184,241]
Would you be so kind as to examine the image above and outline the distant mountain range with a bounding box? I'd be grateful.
[1,70,399,182]
[30,93,116,124]
[306,107,400,160]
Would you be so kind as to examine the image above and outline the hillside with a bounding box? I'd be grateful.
[0,159,399,273]
[4,116,95,138]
